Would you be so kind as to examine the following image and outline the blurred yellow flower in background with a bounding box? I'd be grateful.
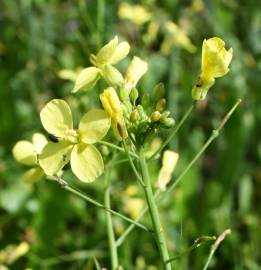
[118,3,152,26]
[161,21,196,54]
[123,185,144,219]
[0,242,29,266]
[192,37,233,100]
[157,150,179,191]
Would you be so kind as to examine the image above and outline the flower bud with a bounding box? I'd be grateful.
[152,83,165,101]
[161,117,175,128]
[129,88,139,104]
[150,111,161,122]
[141,93,150,108]
[100,87,128,140]
[136,105,147,121]
[99,145,110,156]
[130,110,140,122]
[156,98,166,112]
[161,110,170,118]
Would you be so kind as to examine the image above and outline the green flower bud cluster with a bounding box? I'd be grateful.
[120,82,175,146]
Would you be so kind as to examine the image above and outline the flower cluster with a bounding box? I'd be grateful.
[13,35,233,185]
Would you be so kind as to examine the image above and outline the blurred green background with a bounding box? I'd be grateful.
[0,0,260,269]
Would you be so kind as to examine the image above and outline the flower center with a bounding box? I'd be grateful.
[64,129,79,144]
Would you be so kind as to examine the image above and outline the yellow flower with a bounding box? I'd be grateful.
[39,99,111,182]
[0,242,29,265]
[12,133,47,184]
[73,36,130,93]
[192,37,233,100]
[118,3,152,26]
[100,87,128,140]
[124,56,148,93]
[157,150,179,191]
[161,21,196,54]
[123,185,144,219]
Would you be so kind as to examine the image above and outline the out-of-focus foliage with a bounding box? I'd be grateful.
[0,0,260,269]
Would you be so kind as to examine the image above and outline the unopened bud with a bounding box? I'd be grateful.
[161,110,170,118]
[130,110,140,122]
[141,93,150,108]
[100,145,110,156]
[161,117,175,128]
[137,105,147,120]
[156,98,166,112]
[152,83,165,101]
[151,111,161,122]
[130,88,139,104]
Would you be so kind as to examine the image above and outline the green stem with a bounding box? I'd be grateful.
[98,140,138,159]
[166,236,216,263]
[203,229,231,270]
[164,98,242,196]
[58,183,150,232]
[122,140,144,186]
[139,148,172,270]
[149,102,195,160]
[116,99,242,246]
[104,171,119,269]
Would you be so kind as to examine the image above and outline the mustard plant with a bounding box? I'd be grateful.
[13,35,240,269]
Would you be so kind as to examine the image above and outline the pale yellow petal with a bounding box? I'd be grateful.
[201,37,232,79]
[71,144,104,183]
[79,109,111,144]
[72,67,100,93]
[110,41,130,64]
[101,64,124,86]
[22,167,44,184]
[39,141,73,176]
[96,36,118,66]
[32,133,48,154]
[40,99,73,137]
[125,56,148,92]
[12,141,37,166]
